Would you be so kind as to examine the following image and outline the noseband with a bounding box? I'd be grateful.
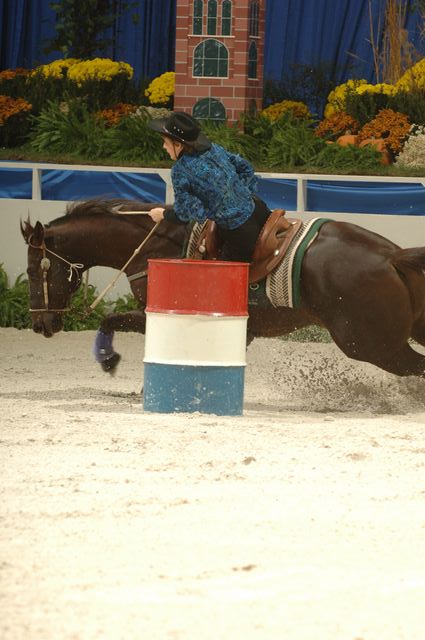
[29,238,84,313]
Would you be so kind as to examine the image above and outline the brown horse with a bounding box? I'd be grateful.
[21,197,425,378]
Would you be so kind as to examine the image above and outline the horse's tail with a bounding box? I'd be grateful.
[392,247,425,274]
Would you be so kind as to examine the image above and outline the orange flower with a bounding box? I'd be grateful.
[357,108,411,154]
[315,112,360,139]
[96,102,137,126]
[0,68,30,81]
[0,95,32,125]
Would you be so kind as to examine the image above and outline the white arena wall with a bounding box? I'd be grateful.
[1,163,424,300]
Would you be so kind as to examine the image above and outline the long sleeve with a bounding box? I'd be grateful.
[226,151,258,193]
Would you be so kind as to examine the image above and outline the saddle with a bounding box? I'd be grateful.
[249,209,302,283]
[191,210,302,284]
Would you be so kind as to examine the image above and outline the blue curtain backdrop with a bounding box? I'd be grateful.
[1,0,423,83]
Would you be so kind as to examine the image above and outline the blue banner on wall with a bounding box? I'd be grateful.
[1,168,424,216]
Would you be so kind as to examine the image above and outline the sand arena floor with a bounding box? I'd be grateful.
[1,327,425,639]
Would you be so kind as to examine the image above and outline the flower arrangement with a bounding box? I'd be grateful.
[96,102,137,126]
[395,57,425,91]
[315,112,360,139]
[0,68,31,81]
[357,108,411,154]
[145,71,175,105]
[67,59,133,86]
[395,124,425,168]
[0,95,32,125]
[33,59,80,79]
[261,99,310,121]
[355,82,397,97]
[324,79,368,117]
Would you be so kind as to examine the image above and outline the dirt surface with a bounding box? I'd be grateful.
[1,327,425,640]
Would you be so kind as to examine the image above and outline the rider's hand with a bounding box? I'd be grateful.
[149,207,165,222]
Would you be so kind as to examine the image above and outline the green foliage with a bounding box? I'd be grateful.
[0,265,31,329]
[388,90,425,125]
[62,284,110,331]
[200,120,258,160]
[266,117,326,167]
[111,293,140,313]
[344,90,392,126]
[264,115,381,171]
[104,111,167,162]
[29,100,109,157]
[343,87,425,128]
[23,73,71,115]
[45,0,139,59]
[313,142,382,171]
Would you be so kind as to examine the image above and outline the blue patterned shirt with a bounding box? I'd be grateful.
[166,143,257,230]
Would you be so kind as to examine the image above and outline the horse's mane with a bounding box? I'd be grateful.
[47,198,156,227]
[66,198,138,217]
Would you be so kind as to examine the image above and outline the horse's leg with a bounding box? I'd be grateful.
[323,293,425,377]
[302,241,425,377]
[94,278,148,374]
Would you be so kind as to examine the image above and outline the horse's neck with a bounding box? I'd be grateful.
[50,216,185,270]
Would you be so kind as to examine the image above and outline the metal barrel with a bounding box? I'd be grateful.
[143,259,249,415]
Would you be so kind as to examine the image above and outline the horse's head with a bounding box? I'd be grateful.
[20,218,83,337]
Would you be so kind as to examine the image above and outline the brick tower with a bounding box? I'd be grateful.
[173,0,266,123]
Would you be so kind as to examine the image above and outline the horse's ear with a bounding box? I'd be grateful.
[24,220,45,247]
[20,216,34,245]
[32,221,45,247]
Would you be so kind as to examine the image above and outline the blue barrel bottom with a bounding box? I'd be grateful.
[143,363,245,416]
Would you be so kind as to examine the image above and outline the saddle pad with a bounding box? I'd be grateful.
[185,221,207,258]
[266,218,330,309]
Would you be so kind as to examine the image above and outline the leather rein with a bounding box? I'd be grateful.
[28,217,162,314]
[28,238,84,313]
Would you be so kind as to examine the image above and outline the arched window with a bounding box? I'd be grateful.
[193,39,228,77]
[207,0,217,35]
[193,98,226,122]
[249,0,259,37]
[248,41,257,79]
[193,0,203,35]
[221,0,232,36]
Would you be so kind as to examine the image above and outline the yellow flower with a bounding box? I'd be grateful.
[145,72,175,105]
[324,79,367,118]
[67,59,134,86]
[261,100,310,121]
[355,82,396,96]
[395,58,425,91]
[32,59,80,79]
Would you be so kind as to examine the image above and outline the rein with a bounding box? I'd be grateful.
[88,220,162,312]
[28,214,162,316]
[28,239,84,313]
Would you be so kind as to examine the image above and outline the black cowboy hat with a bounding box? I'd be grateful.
[148,111,211,152]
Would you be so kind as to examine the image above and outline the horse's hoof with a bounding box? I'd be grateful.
[101,352,121,374]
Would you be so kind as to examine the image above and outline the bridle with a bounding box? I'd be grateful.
[28,238,84,313]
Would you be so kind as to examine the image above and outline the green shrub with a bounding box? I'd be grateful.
[29,100,109,157]
[266,117,325,167]
[200,120,258,160]
[0,265,31,328]
[62,284,111,331]
[104,110,167,162]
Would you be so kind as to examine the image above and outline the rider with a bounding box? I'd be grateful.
[147,111,270,262]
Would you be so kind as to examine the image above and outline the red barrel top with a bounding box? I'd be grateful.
[146,259,249,316]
